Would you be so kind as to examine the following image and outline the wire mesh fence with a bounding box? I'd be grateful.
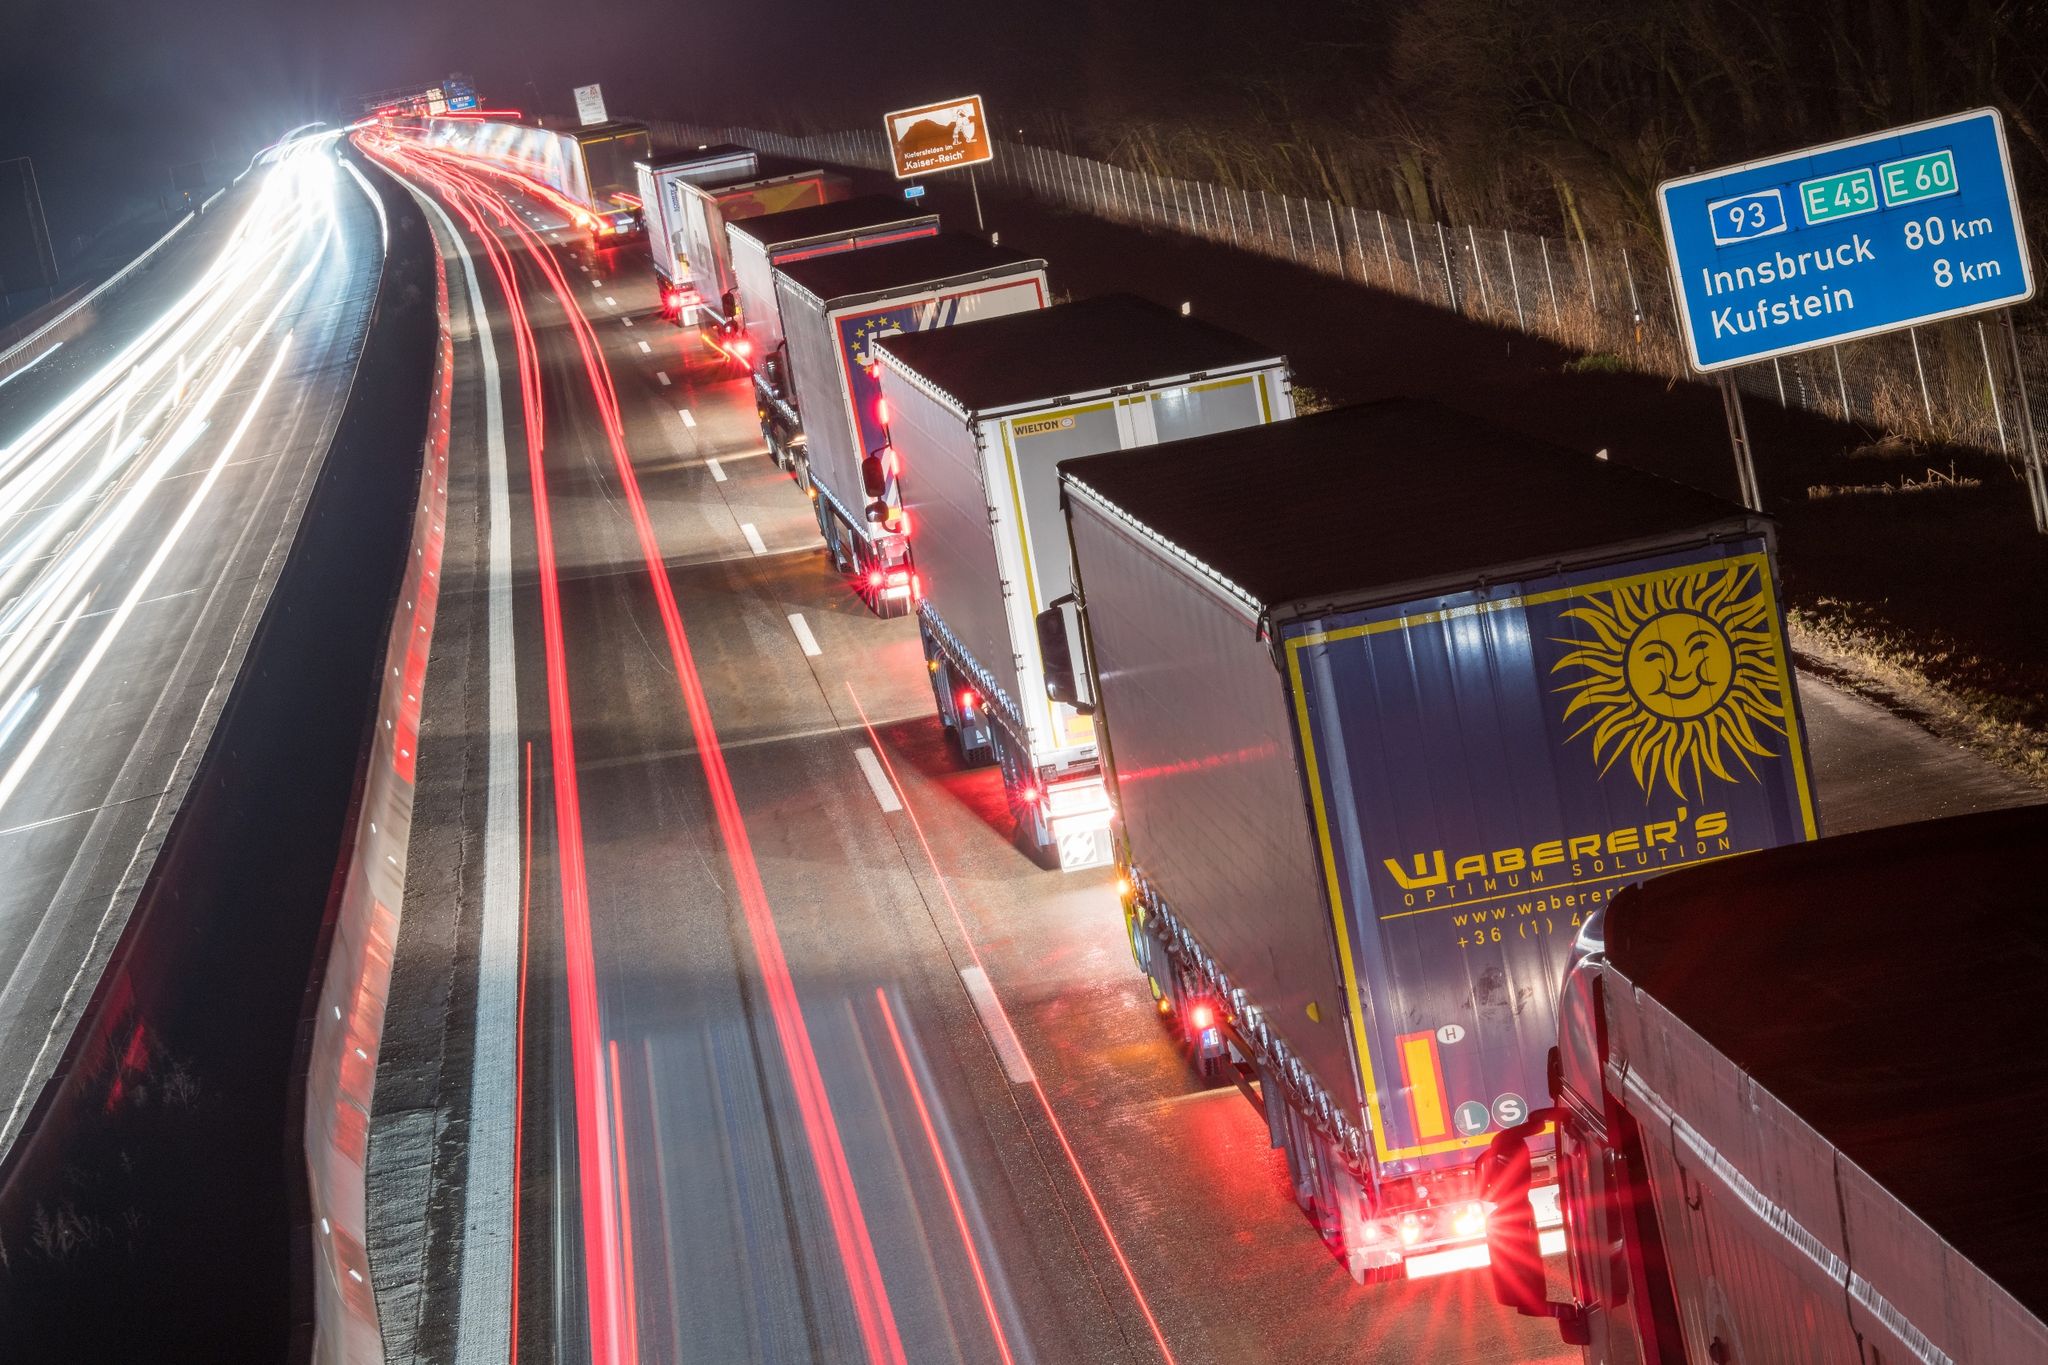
[649,118,2048,472]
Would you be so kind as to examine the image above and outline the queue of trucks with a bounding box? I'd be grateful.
[374,104,2046,1343]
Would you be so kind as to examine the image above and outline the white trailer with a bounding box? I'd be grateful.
[771,234,1050,616]
[725,196,937,371]
[875,295,1293,869]
[674,165,848,334]
[635,144,758,298]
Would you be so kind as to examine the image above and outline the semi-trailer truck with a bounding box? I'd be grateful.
[384,114,648,241]
[1481,803,2048,1363]
[768,235,1050,614]
[1045,399,1819,1278]
[667,163,849,328]
[637,144,758,306]
[879,294,1292,868]
[719,196,939,366]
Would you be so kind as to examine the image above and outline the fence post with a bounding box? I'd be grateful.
[1772,357,1788,407]
[1280,195,1297,259]
[1621,246,1643,327]
[1502,229,1525,329]
[1377,210,1396,284]
[1466,224,1492,316]
[1832,345,1851,420]
[1540,238,1562,331]
[1224,184,1239,245]
[1405,217,1425,299]
[1909,328,1934,426]
[1436,221,1458,310]
[1579,235,1599,311]
[1350,206,1368,283]
[1978,320,2009,452]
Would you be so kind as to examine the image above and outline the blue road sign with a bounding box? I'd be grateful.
[1658,109,2033,372]
[903,184,926,200]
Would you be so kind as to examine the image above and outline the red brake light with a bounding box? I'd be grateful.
[867,569,884,589]
[1021,783,1041,804]
[958,689,977,710]
[1191,1004,1214,1030]
[876,398,890,425]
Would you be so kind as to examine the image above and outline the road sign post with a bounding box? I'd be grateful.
[1657,109,2039,525]
[883,95,995,235]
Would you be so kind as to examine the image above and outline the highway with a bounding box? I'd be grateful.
[363,135,2039,1365]
[0,134,384,1159]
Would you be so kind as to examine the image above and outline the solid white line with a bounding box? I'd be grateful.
[740,522,766,555]
[705,458,726,482]
[787,613,822,657]
[655,371,670,386]
[420,191,522,1365]
[678,408,696,427]
[637,340,651,354]
[960,967,1036,1084]
[854,746,903,812]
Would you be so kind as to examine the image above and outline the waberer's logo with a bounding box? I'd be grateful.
[1551,563,1784,801]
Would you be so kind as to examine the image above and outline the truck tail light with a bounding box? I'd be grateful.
[876,397,890,425]
[911,573,922,602]
[1398,1214,1423,1245]
[1452,1202,1486,1240]
[868,569,883,589]
[1190,1003,1214,1031]
[957,689,978,711]
[1020,783,1040,804]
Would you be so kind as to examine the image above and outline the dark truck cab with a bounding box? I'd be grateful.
[1483,803,2048,1363]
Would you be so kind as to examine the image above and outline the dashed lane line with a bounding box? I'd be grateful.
[854,746,903,813]
[787,613,822,657]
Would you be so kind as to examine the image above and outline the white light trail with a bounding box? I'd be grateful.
[0,134,360,823]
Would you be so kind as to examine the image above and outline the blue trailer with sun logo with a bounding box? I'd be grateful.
[1046,398,1818,1285]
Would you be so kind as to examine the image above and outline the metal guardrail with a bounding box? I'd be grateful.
[650,117,2048,469]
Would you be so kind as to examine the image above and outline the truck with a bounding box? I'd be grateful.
[768,234,1051,614]
[721,196,940,369]
[879,294,1293,868]
[388,114,648,241]
[667,162,850,329]
[1480,803,2048,1364]
[636,144,759,307]
[1043,398,1819,1278]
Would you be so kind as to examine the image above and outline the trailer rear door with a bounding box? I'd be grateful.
[1283,539,1817,1176]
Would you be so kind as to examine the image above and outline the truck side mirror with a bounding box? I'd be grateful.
[1478,1108,1587,1342]
[1037,595,1094,714]
[720,288,739,323]
[861,453,888,499]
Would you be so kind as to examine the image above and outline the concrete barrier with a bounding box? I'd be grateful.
[0,151,437,1359]
[297,164,454,1365]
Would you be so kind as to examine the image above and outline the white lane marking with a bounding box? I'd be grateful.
[960,967,1036,1084]
[621,316,633,328]
[740,522,766,555]
[705,458,727,482]
[418,191,521,1363]
[655,371,670,386]
[854,746,903,812]
[788,613,822,657]
[603,295,617,308]
[678,408,696,428]
[637,340,651,354]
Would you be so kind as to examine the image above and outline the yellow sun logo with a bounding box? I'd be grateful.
[1551,563,1786,801]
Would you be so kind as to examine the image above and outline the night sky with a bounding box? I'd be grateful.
[0,0,1229,268]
